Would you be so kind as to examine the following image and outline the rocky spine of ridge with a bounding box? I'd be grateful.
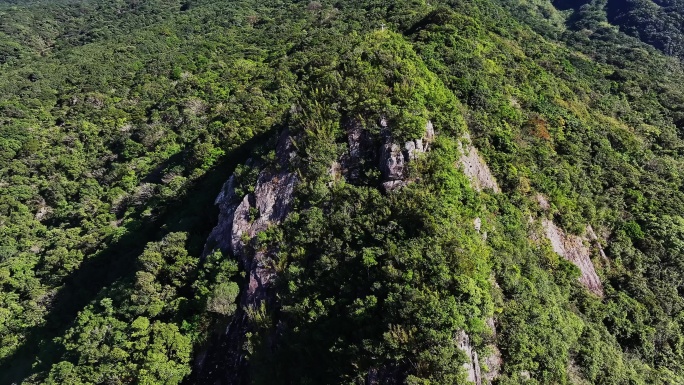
[454,132,506,385]
[196,120,510,384]
[193,129,297,384]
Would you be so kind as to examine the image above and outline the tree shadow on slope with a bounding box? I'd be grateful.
[0,131,271,385]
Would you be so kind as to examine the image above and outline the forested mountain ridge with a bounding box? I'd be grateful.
[553,0,684,60]
[3,0,684,384]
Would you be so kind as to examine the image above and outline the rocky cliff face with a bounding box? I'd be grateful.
[339,120,376,183]
[483,322,502,385]
[455,141,502,385]
[205,129,297,304]
[457,322,501,385]
[527,204,605,298]
[531,194,606,297]
[457,330,482,385]
[335,118,436,191]
[194,129,298,384]
[379,120,435,191]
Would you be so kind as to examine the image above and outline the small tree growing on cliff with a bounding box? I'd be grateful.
[207,282,240,316]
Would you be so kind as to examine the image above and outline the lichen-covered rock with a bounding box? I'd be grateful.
[231,171,297,254]
[206,129,297,260]
[328,160,342,185]
[35,204,52,221]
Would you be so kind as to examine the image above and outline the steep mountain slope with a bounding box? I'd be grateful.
[3,0,684,384]
[518,0,684,61]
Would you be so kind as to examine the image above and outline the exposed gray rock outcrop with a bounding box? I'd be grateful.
[586,225,609,261]
[206,130,297,261]
[339,120,376,183]
[196,129,298,384]
[541,218,604,297]
[380,143,405,181]
[458,133,500,193]
[457,324,500,385]
[208,136,297,303]
[457,330,482,385]
[230,170,297,305]
[334,119,436,192]
[532,194,606,296]
[474,217,482,232]
[535,193,550,211]
[454,137,502,384]
[379,120,435,191]
[483,317,502,384]
[34,198,52,221]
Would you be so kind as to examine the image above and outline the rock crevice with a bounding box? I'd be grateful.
[457,330,482,385]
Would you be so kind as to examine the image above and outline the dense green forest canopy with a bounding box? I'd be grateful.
[3,0,684,384]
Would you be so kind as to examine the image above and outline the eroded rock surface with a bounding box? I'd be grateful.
[541,219,604,296]
[483,318,501,384]
[458,133,500,193]
[532,193,607,296]
[341,120,376,182]
[586,225,609,261]
[230,171,297,304]
[379,120,435,191]
[457,323,500,385]
[380,143,405,181]
[536,193,550,211]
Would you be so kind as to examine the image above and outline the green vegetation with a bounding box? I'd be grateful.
[3,0,684,383]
